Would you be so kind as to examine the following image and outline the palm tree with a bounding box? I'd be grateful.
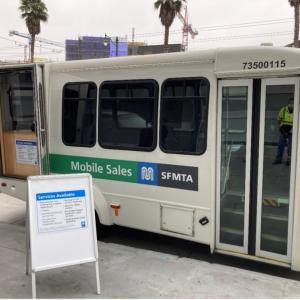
[154,0,185,52]
[289,0,300,48]
[19,0,48,62]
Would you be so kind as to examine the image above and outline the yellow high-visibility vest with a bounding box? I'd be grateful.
[278,106,293,126]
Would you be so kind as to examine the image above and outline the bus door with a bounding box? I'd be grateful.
[34,64,48,175]
[0,67,45,199]
[216,78,299,263]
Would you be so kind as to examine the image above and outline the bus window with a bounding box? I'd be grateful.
[62,82,97,147]
[8,87,34,131]
[160,77,210,155]
[99,80,158,151]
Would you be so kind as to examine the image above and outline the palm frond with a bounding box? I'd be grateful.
[19,0,48,61]
[154,0,163,9]
[289,0,300,7]
[154,0,185,48]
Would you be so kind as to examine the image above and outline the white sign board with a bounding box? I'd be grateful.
[27,174,98,272]
[16,139,38,165]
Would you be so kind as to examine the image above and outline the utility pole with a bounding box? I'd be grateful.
[131,28,137,55]
[132,28,135,43]
[116,37,119,56]
[28,40,31,61]
[24,45,28,62]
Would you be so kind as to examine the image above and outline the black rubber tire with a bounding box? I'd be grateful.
[95,212,110,240]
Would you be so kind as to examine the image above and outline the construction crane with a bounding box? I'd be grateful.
[177,3,198,51]
[0,35,28,62]
[9,30,64,61]
[9,30,64,47]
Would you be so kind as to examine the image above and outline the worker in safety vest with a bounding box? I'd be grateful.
[273,98,293,166]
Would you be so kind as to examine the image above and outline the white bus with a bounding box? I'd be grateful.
[1,46,300,271]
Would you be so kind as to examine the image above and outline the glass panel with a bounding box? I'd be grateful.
[160,78,209,154]
[163,80,185,97]
[99,81,157,150]
[63,99,96,146]
[260,85,294,255]
[65,83,97,99]
[220,86,248,247]
[62,83,97,147]
[64,84,80,98]
[129,82,155,98]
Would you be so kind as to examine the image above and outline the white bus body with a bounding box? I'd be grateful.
[1,46,300,271]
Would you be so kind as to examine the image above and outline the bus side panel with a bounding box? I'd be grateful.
[48,62,215,245]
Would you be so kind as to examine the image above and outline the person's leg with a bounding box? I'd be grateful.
[273,132,285,164]
[286,133,292,166]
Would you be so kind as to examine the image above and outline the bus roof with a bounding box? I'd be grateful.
[47,46,300,78]
[47,47,216,73]
[2,46,300,78]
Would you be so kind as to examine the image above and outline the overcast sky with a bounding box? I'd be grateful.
[0,0,296,61]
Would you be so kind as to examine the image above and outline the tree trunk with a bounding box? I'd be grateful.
[294,3,299,48]
[164,25,170,53]
[31,34,35,63]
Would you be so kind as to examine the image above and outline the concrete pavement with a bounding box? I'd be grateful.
[0,194,25,225]
[1,194,300,298]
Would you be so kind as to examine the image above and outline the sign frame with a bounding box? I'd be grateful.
[26,173,101,298]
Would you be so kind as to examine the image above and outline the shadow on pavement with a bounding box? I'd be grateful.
[100,225,300,282]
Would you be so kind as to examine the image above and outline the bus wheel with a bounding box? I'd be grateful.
[95,211,110,240]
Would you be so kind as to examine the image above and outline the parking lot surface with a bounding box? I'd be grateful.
[1,194,300,298]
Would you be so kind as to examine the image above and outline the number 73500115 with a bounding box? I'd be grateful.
[242,60,286,70]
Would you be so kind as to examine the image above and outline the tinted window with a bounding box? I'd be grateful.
[160,78,209,155]
[62,82,97,147]
[99,80,158,151]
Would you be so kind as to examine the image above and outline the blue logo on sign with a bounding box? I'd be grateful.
[81,221,86,228]
[137,162,158,186]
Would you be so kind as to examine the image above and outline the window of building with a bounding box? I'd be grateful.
[62,82,97,147]
[160,78,210,155]
[99,80,158,151]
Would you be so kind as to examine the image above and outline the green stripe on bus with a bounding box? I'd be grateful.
[49,153,138,183]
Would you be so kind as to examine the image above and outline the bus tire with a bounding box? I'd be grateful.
[95,211,110,240]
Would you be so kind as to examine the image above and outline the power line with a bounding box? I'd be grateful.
[0,40,64,54]
[193,18,293,32]
[187,30,292,43]
[0,46,25,50]
[134,18,293,38]
[0,35,27,46]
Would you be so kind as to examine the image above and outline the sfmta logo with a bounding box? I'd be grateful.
[141,167,154,181]
[138,162,158,185]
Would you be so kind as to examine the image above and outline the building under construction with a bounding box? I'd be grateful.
[65,36,128,61]
[128,43,183,56]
